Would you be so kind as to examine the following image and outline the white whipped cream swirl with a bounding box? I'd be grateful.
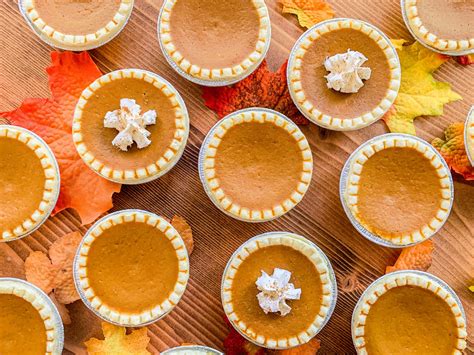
[324,50,372,93]
[255,268,301,316]
[104,98,157,151]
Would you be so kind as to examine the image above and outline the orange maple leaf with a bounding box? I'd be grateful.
[85,322,150,355]
[0,52,121,224]
[171,215,194,255]
[202,60,309,125]
[386,239,434,274]
[24,231,83,304]
[433,122,474,180]
[454,54,474,66]
[279,0,334,29]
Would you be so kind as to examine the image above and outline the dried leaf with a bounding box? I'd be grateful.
[433,122,474,180]
[0,52,121,225]
[279,0,334,29]
[171,215,194,255]
[202,60,309,126]
[85,322,151,355]
[25,231,82,304]
[273,338,320,354]
[454,54,474,66]
[382,41,462,135]
[386,239,434,274]
[49,293,71,325]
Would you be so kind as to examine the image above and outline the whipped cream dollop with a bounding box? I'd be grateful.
[255,268,301,316]
[324,50,372,93]
[103,98,157,151]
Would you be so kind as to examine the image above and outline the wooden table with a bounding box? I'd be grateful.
[1,0,473,353]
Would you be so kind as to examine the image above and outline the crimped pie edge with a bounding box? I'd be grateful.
[20,0,134,50]
[0,125,60,241]
[0,278,64,355]
[464,106,474,166]
[352,271,468,355]
[74,209,190,326]
[158,0,271,84]
[403,0,474,55]
[287,18,401,131]
[72,68,189,185]
[200,109,313,222]
[222,232,336,349]
[344,134,453,246]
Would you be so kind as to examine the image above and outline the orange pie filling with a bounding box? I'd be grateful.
[0,294,47,355]
[75,211,189,325]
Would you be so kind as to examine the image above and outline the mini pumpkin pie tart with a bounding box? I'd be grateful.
[352,271,467,354]
[465,106,474,166]
[0,125,60,241]
[73,69,189,184]
[341,134,453,247]
[199,108,313,222]
[402,0,474,55]
[222,232,337,349]
[0,278,64,355]
[162,345,223,355]
[74,210,189,326]
[158,0,271,85]
[19,0,134,50]
[288,18,401,130]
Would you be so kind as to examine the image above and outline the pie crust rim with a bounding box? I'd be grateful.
[464,106,474,167]
[0,277,64,355]
[341,133,453,247]
[287,18,401,131]
[19,0,134,51]
[157,0,271,86]
[0,125,60,242]
[72,68,190,185]
[351,271,468,355]
[199,108,313,222]
[221,232,337,349]
[73,209,190,327]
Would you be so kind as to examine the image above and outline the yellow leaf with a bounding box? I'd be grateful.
[469,286,474,292]
[279,0,334,29]
[85,322,151,355]
[383,41,462,135]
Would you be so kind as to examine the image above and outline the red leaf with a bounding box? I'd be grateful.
[202,60,309,126]
[1,52,121,224]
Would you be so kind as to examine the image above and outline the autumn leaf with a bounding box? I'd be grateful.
[433,122,474,180]
[25,231,83,304]
[385,239,434,274]
[273,338,320,354]
[202,60,309,125]
[382,41,462,135]
[171,215,194,255]
[279,0,334,29]
[469,286,474,292]
[454,54,474,66]
[85,322,151,355]
[0,52,121,225]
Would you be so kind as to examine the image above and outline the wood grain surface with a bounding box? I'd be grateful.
[1,0,473,354]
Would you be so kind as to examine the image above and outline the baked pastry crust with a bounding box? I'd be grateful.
[74,210,189,326]
[200,109,313,222]
[158,0,271,85]
[465,106,474,166]
[72,69,189,184]
[344,134,453,246]
[352,271,468,354]
[288,18,401,131]
[0,126,60,241]
[402,0,474,55]
[20,0,134,50]
[0,278,64,355]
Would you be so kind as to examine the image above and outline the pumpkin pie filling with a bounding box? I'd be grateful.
[300,28,391,119]
[355,147,443,238]
[364,285,458,355]
[0,294,47,355]
[168,0,261,69]
[32,0,121,36]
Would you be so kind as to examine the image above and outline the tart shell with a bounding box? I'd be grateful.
[287,18,401,131]
[73,209,190,327]
[464,106,474,167]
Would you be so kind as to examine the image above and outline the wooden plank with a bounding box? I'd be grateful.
[0,0,473,353]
